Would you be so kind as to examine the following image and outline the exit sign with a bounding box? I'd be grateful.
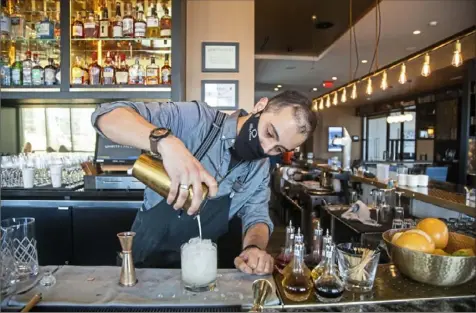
[322,81,334,88]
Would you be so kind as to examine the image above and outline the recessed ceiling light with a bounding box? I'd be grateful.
[429,21,438,26]
[274,88,279,91]
[277,85,282,88]
[311,15,317,20]
[312,87,318,91]
[413,30,421,35]
[361,60,368,64]
[332,77,337,80]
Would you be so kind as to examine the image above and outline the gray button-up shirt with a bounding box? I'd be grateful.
[91,100,274,235]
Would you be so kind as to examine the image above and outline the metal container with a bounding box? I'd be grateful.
[382,229,476,286]
[320,171,332,189]
[132,154,208,211]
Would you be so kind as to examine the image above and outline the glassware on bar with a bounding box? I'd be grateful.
[274,221,294,270]
[180,237,217,292]
[315,243,344,302]
[0,226,18,296]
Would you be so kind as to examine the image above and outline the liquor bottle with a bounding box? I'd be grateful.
[159,7,171,38]
[0,56,11,86]
[0,0,11,39]
[134,11,146,38]
[146,57,159,85]
[314,244,344,303]
[112,2,123,38]
[99,6,110,38]
[54,1,60,39]
[281,228,313,302]
[38,13,54,39]
[129,57,144,84]
[274,221,295,270]
[44,58,57,85]
[160,54,171,84]
[84,11,99,38]
[10,0,25,38]
[71,56,84,85]
[115,53,128,84]
[122,3,134,38]
[22,50,33,86]
[102,51,115,85]
[146,1,159,38]
[88,52,102,85]
[11,54,22,86]
[31,53,44,86]
[72,11,84,39]
[305,220,323,269]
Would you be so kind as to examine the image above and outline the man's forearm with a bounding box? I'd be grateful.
[243,223,270,250]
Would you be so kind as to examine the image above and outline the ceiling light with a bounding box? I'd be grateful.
[274,87,279,91]
[332,92,338,106]
[277,85,282,88]
[361,60,368,64]
[312,100,318,112]
[421,53,431,77]
[429,21,438,26]
[312,87,318,91]
[312,15,317,20]
[452,40,463,67]
[332,76,337,80]
[380,70,388,90]
[398,63,407,84]
[341,88,347,103]
[325,96,331,108]
[319,98,324,110]
[351,83,357,99]
[366,77,373,95]
[367,97,371,101]
[413,30,421,35]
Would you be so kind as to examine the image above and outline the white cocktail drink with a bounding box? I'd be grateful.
[181,237,217,292]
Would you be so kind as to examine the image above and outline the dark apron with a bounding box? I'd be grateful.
[130,110,242,269]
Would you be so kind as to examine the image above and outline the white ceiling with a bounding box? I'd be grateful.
[254,0,476,103]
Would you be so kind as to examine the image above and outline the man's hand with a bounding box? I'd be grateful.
[158,135,218,214]
[234,248,274,275]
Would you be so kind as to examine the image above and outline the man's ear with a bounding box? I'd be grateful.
[252,97,269,114]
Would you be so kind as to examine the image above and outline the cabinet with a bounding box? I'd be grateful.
[1,205,73,266]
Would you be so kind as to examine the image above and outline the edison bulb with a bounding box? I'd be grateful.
[366,78,373,95]
[452,40,463,67]
[312,100,318,112]
[421,53,431,77]
[325,96,331,108]
[398,63,407,84]
[319,98,324,110]
[350,83,357,99]
[332,92,338,105]
[380,71,388,90]
[341,88,347,103]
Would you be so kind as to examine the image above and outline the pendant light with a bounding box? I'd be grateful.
[380,70,388,90]
[350,83,357,99]
[341,88,347,103]
[421,53,431,77]
[398,63,407,84]
[365,77,373,95]
[319,98,324,110]
[451,40,463,67]
[325,95,331,108]
[332,92,338,105]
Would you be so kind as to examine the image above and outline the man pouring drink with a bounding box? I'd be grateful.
[91,90,317,275]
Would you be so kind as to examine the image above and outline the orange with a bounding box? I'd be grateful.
[394,231,435,253]
[417,218,449,249]
[433,249,449,256]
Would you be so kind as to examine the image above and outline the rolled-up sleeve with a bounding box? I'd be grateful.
[236,163,274,236]
[91,101,202,139]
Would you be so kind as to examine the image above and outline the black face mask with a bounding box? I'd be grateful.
[231,113,268,161]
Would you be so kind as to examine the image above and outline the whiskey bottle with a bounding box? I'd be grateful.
[10,0,25,38]
[99,6,110,38]
[44,58,57,85]
[281,230,313,302]
[134,11,146,38]
[22,50,33,86]
[0,56,11,86]
[88,52,102,85]
[84,11,99,38]
[122,3,134,38]
[146,57,159,85]
[102,51,115,85]
[31,53,44,86]
[275,221,295,270]
[71,56,85,85]
[159,6,171,38]
[11,54,22,86]
[146,1,159,38]
[314,244,344,303]
[112,2,123,38]
[160,54,171,84]
[72,11,84,39]
[115,53,129,84]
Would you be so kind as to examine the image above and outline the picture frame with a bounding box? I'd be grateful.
[328,126,344,152]
[202,42,239,72]
[201,80,239,110]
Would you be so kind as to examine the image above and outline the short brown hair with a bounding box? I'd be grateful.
[265,90,317,135]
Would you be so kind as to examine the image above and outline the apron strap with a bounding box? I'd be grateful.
[192,101,227,161]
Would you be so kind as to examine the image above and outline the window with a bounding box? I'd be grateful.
[21,107,96,153]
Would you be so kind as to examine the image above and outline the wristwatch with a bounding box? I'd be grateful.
[149,128,171,154]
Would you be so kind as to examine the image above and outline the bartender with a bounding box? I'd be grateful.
[91,90,317,275]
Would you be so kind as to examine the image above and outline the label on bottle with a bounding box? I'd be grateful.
[11,16,25,37]
[45,69,56,85]
[161,69,170,84]
[1,66,11,86]
[38,22,52,38]
[85,22,96,29]
[23,68,32,85]
[99,21,109,37]
[72,25,83,37]
[146,17,159,28]
[32,69,44,85]
[146,69,158,78]
[290,233,294,239]
[135,23,146,38]
[11,69,21,85]
[122,19,133,36]
[116,72,128,84]
[160,28,171,38]
[89,67,101,85]
[155,39,171,50]
[113,24,122,37]
[0,15,11,34]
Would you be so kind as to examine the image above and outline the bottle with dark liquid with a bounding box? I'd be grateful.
[281,230,313,302]
[314,243,344,303]
[274,221,294,270]
[311,229,338,281]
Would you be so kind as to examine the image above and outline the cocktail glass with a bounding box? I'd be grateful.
[181,238,217,292]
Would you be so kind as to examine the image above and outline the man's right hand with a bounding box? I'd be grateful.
[158,135,218,214]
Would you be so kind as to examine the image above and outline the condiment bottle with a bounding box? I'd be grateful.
[314,243,344,302]
[282,228,311,277]
[275,221,295,270]
[305,220,323,268]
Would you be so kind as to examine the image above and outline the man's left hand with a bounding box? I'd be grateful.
[234,247,274,275]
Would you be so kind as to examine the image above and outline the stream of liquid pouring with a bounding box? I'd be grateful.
[197,214,202,240]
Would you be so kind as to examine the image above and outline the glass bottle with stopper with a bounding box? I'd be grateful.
[281,229,313,302]
[311,229,338,281]
[305,220,323,268]
[282,228,311,277]
[274,221,294,270]
[314,243,344,302]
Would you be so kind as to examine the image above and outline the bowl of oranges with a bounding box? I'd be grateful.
[383,218,476,286]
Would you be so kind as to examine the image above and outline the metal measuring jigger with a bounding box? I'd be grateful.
[117,232,138,287]
[249,279,273,312]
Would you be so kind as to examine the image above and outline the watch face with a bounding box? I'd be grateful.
[151,128,168,138]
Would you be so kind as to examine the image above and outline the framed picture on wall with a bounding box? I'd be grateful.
[328,126,343,152]
[201,80,239,110]
[202,42,239,72]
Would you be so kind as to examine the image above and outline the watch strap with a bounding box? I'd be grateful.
[242,244,262,253]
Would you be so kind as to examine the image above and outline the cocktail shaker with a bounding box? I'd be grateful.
[132,154,209,211]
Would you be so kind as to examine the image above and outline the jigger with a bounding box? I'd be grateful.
[117,232,138,287]
[249,279,273,312]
